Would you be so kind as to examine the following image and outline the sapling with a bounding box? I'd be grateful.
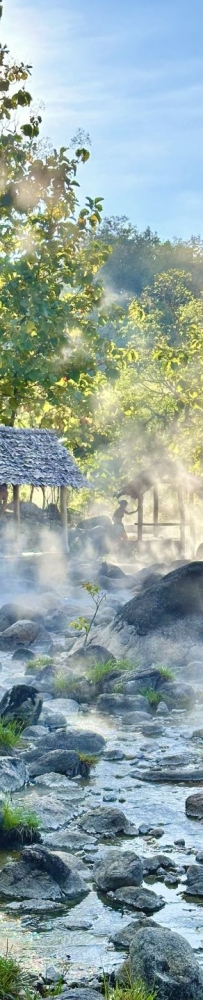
[69,581,106,647]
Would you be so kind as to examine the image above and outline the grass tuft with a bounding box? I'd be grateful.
[157,665,174,681]
[0,719,22,749]
[78,752,97,767]
[140,687,161,708]
[0,798,40,838]
[53,671,75,695]
[0,953,35,1000]
[25,655,54,673]
[89,658,135,684]
[104,977,156,1000]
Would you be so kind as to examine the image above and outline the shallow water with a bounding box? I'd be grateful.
[1,632,203,981]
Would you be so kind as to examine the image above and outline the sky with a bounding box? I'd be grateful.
[2,0,203,240]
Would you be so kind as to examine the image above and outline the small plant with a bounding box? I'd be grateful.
[140,687,161,708]
[0,798,40,844]
[104,977,156,1000]
[25,655,53,673]
[53,671,76,695]
[69,581,106,647]
[157,665,174,681]
[0,719,22,750]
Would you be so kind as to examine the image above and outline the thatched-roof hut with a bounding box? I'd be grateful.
[0,427,89,548]
[117,457,203,554]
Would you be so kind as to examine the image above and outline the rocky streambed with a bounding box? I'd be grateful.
[0,560,203,998]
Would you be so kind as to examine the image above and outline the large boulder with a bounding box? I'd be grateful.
[0,603,43,631]
[93,850,143,891]
[0,685,42,729]
[96,694,150,715]
[95,562,203,659]
[0,845,88,904]
[128,925,203,999]
[186,864,203,896]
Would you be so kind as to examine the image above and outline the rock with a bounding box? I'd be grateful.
[129,925,203,999]
[121,713,156,729]
[158,680,195,709]
[79,807,136,837]
[0,757,27,791]
[112,918,157,950]
[186,793,203,818]
[40,710,68,730]
[186,864,203,895]
[0,620,50,650]
[28,750,84,779]
[142,854,176,875]
[132,767,203,783]
[22,725,48,739]
[68,645,116,669]
[156,701,169,715]
[0,845,88,903]
[93,851,143,891]
[57,992,101,1000]
[0,685,42,728]
[24,729,105,764]
[12,648,35,662]
[109,886,165,913]
[96,694,150,715]
[0,603,43,632]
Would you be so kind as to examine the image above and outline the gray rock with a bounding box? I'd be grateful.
[0,603,43,632]
[24,729,105,762]
[0,845,88,903]
[132,767,203,783]
[28,750,83,779]
[57,992,101,1000]
[0,620,48,650]
[22,725,48,739]
[0,756,27,791]
[186,792,203,818]
[112,917,157,949]
[143,854,176,875]
[0,684,42,728]
[158,680,195,709]
[96,694,150,715]
[129,925,203,999]
[109,886,165,913]
[93,851,143,891]
[186,864,203,895]
[39,711,67,731]
[79,807,136,838]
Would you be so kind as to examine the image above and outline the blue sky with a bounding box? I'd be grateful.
[2,0,203,239]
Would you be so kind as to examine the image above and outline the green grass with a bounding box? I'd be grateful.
[78,752,97,767]
[0,719,22,750]
[53,671,76,695]
[0,952,63,1000]
[140,687,161,708]
[0,953,35,1000]
[104,978,156,1000]
[89,658,136,684]
[25,655,54,673]
[0,798,40,838]
[157,665,174,681]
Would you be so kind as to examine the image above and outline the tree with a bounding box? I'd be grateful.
[0,36,115,427]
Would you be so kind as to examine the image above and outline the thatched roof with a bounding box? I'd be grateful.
[117,458,203,499]
[0,427,89,489]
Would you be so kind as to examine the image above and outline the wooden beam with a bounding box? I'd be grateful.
[60,486,69,552]
[153,485,159,537]
[13,484,20,540]
[177,486,185,554]
[137,493,143,544]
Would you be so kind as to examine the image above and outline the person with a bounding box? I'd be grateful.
[112,498,137,542]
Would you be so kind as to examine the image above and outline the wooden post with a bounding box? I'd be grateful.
[137,493,143,545]
[177,486,185,555]
[189,491,195,558]
[153,484,159,537]
[60,486,69,553]
[13,484,20,543]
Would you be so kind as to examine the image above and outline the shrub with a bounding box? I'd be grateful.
[0,953,35,1000]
